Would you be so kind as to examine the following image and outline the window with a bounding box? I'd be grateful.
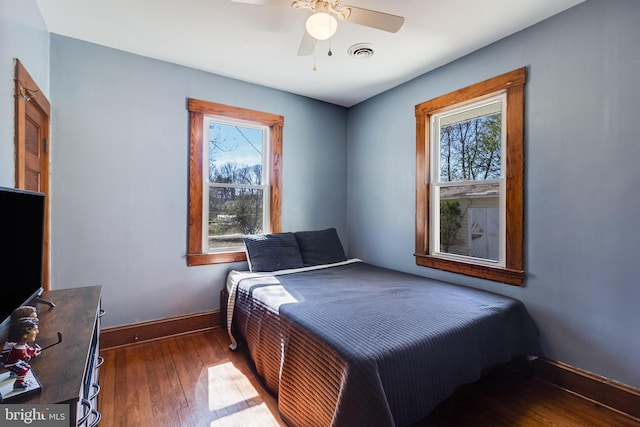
[415,68,525,285]
[431,95,505,264]
[187,99,283,266]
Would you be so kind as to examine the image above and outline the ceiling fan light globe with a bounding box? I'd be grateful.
[305,12,337,40]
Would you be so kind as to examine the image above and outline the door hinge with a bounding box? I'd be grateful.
[44,138,48,153]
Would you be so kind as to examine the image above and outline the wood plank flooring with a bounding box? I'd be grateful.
[98,329,640,427]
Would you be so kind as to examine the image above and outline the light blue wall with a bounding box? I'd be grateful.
[347,0,640,389]
[49,35,348,328]
[0,0,49,186]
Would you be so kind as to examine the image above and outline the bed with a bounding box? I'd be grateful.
[225,229,541,427]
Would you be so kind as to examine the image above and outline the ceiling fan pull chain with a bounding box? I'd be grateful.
[313,41,318,71]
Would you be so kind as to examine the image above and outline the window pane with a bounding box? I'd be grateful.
[209,122,263,185]
[438,182,499,261]
[439,104,501,183]
[208,187,264,251]
[468,207,499,261]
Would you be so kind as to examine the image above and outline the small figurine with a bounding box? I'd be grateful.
[3,317,41,389]
[2,306,38,364]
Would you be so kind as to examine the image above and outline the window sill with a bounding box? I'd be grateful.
[187,251,247,266]
[414,253,524,286]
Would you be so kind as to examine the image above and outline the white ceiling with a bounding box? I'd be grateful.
[35,0,585,107]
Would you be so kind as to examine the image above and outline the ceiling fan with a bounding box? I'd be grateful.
[230,0,405,56]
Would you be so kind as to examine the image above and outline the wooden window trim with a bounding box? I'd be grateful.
[414,68,526,286]
[186,98,283,266]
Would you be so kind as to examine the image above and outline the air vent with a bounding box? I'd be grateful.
[348,43,375,59]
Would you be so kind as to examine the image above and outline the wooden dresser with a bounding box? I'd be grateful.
[17,286,103,426]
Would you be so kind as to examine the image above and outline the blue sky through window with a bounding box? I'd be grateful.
[209,122,263,168]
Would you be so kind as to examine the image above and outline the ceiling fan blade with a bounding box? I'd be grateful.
[340,6,404,33]
[297,30,316,56]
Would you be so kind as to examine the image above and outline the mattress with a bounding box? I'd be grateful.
[225,260,541,426]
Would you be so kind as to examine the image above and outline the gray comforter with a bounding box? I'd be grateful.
[230,261,541,426]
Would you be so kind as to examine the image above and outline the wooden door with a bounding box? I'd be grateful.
[14,59,51,290]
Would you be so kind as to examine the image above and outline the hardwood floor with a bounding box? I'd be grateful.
[99,329,640,427]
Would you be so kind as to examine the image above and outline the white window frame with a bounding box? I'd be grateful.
[201,115,271,253]
[429,94,507,268]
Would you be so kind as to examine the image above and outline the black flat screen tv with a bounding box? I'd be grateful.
[0,186,45,326]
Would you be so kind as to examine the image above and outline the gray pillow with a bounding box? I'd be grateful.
[243,232,304,272]
[294,228,347,267]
